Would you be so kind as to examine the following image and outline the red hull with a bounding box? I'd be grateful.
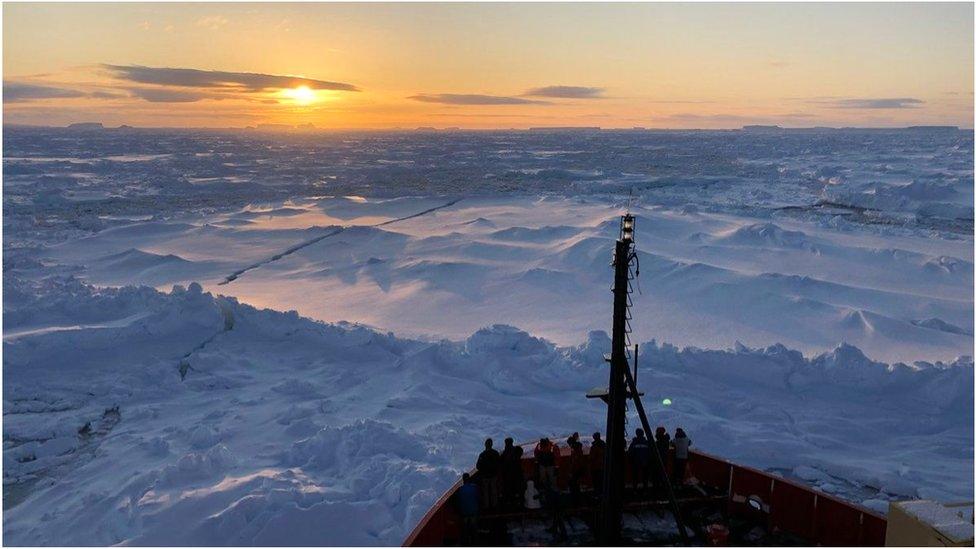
[404,447,887,546]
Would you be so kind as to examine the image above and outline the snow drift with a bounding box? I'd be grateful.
[3,279,971,545]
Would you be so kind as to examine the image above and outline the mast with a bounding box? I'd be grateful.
[597,213,635,543]
[596,213,690,545]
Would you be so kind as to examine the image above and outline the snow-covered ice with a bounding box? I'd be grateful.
[3,126,973,545]
[24,193,972,363]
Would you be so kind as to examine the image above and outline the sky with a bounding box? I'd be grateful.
[3,2,973,129]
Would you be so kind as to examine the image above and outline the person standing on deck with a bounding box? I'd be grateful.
[567,436,586,505]
[476,438,501,509]
[628,428,652,493]
[589,432,606,496]
[673,428,692,485]
[500,437,524,509]
[534,437,559,491]
[457,473,480,545]
[654,426,672,490]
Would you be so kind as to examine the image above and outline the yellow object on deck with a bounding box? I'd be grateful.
[885,500,974,547]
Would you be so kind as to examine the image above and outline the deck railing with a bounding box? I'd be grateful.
[688,449,887,546]
[404,445,888,546]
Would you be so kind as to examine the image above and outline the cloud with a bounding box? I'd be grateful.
[103,65,360,92]
[408,93,547,105]
[4,82,130,103]
[89,90,127,99]
[814,97,924,109]
[127,88,211,103]
[3,82,87,102]
[646,99,715,104]
[126,87,279,103]
[523,85,605,99]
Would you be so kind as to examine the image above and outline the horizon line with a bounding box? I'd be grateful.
[3,123,969,133]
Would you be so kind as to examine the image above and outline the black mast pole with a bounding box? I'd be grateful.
[597,219,633,543]
[596,214,689,545]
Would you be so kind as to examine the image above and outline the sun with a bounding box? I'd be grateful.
[283,85,317,105]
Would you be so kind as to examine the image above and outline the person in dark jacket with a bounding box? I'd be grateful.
[534,438,559,491]
[476,438,501,509]
[589,432,606,496]
[500,437,524,509]
[457,473,480,545]
[654,426,672,489]
[567,436,586,505]
[628,428,652,493]
[672,428,692,485]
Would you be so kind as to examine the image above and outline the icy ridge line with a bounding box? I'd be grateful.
[6,278,971,396]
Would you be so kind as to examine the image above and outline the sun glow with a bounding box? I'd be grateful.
[283,85,317,105]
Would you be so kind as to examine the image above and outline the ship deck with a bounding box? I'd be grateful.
[405,443,888,546]
[471,486,728,546]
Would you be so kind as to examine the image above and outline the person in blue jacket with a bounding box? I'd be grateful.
[456,473,480,545]
[628,428,652,493]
